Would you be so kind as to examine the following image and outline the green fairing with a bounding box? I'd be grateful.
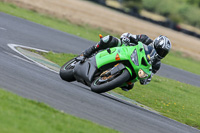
[95,42,152,84]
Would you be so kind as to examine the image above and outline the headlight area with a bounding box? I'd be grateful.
[138,69,148,78]
[131,49,139,66]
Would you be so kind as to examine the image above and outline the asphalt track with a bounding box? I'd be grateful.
[0,13,200,133]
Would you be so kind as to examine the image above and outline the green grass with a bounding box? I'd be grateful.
[163,50,200,75]
[0,1,199,75]
[0,1,200,129]
[0,1,112,42]
[114,78,200,129]
[0,88,119,133]
[41,52,77,67]
[42,52,200,129]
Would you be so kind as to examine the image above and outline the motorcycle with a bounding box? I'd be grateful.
[59,39,152,93]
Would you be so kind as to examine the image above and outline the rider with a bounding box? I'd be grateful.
[76,33,172,91]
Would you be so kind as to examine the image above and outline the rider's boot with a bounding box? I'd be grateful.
[121,83,134,91]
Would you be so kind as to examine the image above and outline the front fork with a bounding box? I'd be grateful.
[100,63,134,87]
[121,65,138,87]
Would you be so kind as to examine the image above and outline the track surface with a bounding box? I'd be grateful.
[0,13,199,133]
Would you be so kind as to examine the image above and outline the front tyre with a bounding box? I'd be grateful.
[59,58,77,82]
[91,69,131,93]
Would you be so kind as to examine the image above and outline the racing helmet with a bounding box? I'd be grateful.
[153,35,172,59]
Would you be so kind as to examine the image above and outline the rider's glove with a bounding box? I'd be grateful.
[121,36,130,45]
[121,83,134,91]
[75,55,86,63]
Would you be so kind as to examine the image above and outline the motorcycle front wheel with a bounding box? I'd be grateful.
[59,58,77,82]
[91,69,131,93]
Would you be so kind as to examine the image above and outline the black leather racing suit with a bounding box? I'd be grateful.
[82,33,161,90]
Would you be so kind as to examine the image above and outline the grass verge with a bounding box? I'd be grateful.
[0,1,111,42]
[162,50,200,75]
[0,1,199,75]
[0,88,119,133]
[42,52,200,129]
[0,1,199,129]
[114,78,200,129]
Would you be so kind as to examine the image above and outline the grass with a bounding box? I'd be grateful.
[0,1,200,130]
[42,51,200,129]
[162,50,200,75]
[0,1,200,75]
[114,78,200,129]
[0,1,112,42]
[0,88,119,133]
[41,52,77,67]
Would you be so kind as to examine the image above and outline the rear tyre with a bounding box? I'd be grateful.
[91,69,131,93]
[59,58,77,82]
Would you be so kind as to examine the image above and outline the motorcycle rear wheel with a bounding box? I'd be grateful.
[91,69,130,93]
[59,58,77,82]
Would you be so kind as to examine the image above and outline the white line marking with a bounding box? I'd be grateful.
[3,51,34,64]
[8,44,49,53]
[0,27,7,31]
[7,44,58,74]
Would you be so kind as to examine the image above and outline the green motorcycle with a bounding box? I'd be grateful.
[60,41,152,93]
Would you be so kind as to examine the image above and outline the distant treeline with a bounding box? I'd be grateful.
[93,0,200,28]
[143,0,200,28]
[90,0,200,39]
[122,0,200,28]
